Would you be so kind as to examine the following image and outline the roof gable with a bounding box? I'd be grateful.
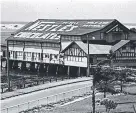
[61,41,112,55]
[101,19,130,33]
[61,41,86,54]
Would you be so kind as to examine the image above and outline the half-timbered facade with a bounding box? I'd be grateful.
[61,41,112,67]
[112,40,136,67]
[62,42,87,67]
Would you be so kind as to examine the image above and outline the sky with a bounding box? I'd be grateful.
[1,0,136,23]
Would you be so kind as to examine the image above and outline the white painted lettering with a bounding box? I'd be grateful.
[51,25,62,31]
[39,24,51,31]
[45,25,58,31]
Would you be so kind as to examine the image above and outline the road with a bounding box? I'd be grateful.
[1,80,92,112]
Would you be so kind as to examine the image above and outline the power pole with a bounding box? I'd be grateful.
[87,34,95,113]
[92,73,95,113]
[7,40,10,91]
[92,57,96,113]
[87,35,90,77]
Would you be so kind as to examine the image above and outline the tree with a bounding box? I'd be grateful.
[115,69,129,92]
[91,50,116,113]
[95,67,116,98]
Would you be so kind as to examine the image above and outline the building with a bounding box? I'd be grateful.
[6,19,136,77]
[112,40,136,67]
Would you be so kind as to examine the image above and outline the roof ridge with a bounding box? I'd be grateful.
[37,19,115,21]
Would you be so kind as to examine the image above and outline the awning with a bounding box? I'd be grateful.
[24,48,42,53]
[43,49,59,54]
[9,47,24,51]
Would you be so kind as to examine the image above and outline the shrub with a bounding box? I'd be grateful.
[100,98,118,113]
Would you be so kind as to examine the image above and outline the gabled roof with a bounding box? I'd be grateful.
[8,19,115,41]
[111,40,130,52]
[61,41,112,55]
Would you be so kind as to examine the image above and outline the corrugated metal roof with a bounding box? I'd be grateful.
[111,40,130,52]
[59,28,99,35]
[76,41,112,54]
[62,41,112,55]
[11,19,114,40]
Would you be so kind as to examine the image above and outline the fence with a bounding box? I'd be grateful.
[1,85,92,113]
[1,76,73,93]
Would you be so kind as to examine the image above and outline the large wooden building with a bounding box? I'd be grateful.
[6,19,136,76]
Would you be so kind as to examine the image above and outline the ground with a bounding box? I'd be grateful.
[38,94,136,113]
[31,84,136,113]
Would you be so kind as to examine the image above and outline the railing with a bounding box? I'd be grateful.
[1,85,92,113]
[9,57,64,65]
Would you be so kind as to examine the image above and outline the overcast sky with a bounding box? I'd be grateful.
[1,0,136,23]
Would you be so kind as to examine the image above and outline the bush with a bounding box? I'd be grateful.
[100,98,118,113]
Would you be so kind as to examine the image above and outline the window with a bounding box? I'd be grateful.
[18,51,23,56]
[130,45,135,50]
[54,54,58,59]
[3,51,6,57]
[125,34,128,40]
[27,52,31,57]
[38,53,40,60]
[34,53,37,57]
[52,43,55,47]
[47,43,50,47]
[45,54,49,58]
[122,46,126,50]
[100,32,104,39]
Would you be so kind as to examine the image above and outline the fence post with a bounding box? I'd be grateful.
[23,83,25,88]
[55,95,57,103]
[38,100,40,112]
[28,102,30,109]
[133,104,136,113]
[71,90,74,97]
[85,87,87,94]
[2,88,3,93]
[18,105,20,113]
[7,108,8,113]
[78,89,80,96]
[63,92,65,100]
[47,97,48,105]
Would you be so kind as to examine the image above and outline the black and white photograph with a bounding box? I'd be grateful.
[1,0,136,113]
